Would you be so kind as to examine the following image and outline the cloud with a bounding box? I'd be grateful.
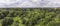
[0,0,60,8]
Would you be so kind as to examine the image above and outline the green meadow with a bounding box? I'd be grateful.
[0,8,60,26]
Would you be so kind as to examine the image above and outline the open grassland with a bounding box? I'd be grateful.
[0,8,60,26]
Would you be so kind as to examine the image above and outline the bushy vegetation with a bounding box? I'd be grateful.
[0,8,60,26]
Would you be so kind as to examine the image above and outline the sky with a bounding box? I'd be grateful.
[0,0,60,8]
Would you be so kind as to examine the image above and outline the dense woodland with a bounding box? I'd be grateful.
[0,8,60,26]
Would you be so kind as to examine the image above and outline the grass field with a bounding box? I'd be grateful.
[0,8,60,26]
